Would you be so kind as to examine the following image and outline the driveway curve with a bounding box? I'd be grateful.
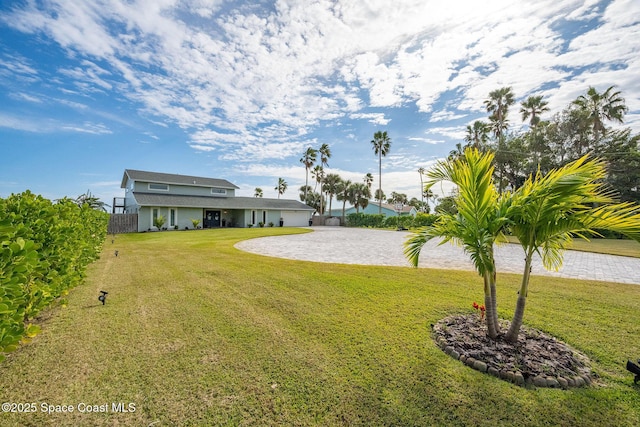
[235,227,640,285]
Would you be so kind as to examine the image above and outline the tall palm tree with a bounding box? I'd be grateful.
[300,147,318,202]
[418,168,425,204]
[318,143,331,217]
[336,179,352,223]
[311,165,324,192]
[484,87,515,139]
[323,173,342,214]
[464,121,490,149]
[371,131,392,215]
[254,187,263,198]
[423,188,435,212]
[572,85,628,140]
[405,148,510,339]
[520,95,549,128]
[504,155,640,342]
[364,172,374,189]
[275,178,287,199]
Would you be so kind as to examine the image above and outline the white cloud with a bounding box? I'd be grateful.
[349,112,390,125]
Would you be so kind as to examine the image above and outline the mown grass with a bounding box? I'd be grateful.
[2,227,640,426]
[503,235,640,258]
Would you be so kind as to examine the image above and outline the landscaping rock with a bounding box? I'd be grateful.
[432,314,593,389]
[473,360,488,372]
[557,377,568,389]
[546,377,560,388]
[533,376,547,387]
[514,372,525,385]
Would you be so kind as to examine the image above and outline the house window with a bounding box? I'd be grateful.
[211,188,227,195]
[251,210,256,225]
[152,208,159,228]
[149,183,169,191]
[262,211,267,224]
[169,208,177,228]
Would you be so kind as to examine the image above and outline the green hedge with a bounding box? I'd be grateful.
[0,191,108,361]
[346,212,438,229]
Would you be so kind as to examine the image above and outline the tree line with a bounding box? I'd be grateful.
[451,85,639,203]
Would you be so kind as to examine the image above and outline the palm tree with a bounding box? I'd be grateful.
[323,173,342,214]
[300,147,318,202]
[520,95,549,128]
[336,179,352,222]
[572,85,628,140]
[364,172,374,189]
[374,189,385,204]
[318,143,331,217]
[484,87,515,139]
[275,178,288,199]
[423,188,435,211]
[418,168,425,204]
[75,190,108,212]
[254,187,263,198]
[370,131,392,215]
[504,155,640,342]
[464,121,490,149]
[405,148,510,339]
[349,182,371,213]
[299,185,313,203]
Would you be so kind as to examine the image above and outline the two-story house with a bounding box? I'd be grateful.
[120,169,314,232]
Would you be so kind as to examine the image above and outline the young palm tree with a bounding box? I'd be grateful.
[504,155,640,342]
[318,143,331,216]
[464,121,490,149]
[300,147,318,202]
[572,85,628,140]
[484,87,515,139]
[254,187,263,198]
[405,148,509,339]
[520,95,549,128]
[275,178,288,199]
[370,131,392,215]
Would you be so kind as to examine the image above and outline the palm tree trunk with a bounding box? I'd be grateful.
[378,150,382,215]
[505,254,533,343]
[483,273,498,339]
[490,270,500,333]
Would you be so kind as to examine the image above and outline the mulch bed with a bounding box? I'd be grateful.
[433,314,595,388]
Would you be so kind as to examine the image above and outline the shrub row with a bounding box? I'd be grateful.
[0,191,109,361]
[345,212,438,229]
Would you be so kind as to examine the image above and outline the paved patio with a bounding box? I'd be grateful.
[235,227,640,285]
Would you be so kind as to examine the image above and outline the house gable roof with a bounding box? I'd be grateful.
[121,169,239,190]
[132,192,315,211]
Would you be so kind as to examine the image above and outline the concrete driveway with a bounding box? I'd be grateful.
[235,227,640,285]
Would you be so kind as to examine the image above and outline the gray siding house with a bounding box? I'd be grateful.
[120,169,314,231]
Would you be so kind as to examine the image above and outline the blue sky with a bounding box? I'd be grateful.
[1,0,639,206]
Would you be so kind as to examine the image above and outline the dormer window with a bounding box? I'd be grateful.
[149,183,169,191]
[211,188,227,195]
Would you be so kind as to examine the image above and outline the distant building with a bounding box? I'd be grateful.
[118,169,314,232]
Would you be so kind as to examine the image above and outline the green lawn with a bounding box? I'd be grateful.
[2,228,640,426]
[503,235,640,258]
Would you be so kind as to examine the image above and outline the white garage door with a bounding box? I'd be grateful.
[281,211,310,227]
